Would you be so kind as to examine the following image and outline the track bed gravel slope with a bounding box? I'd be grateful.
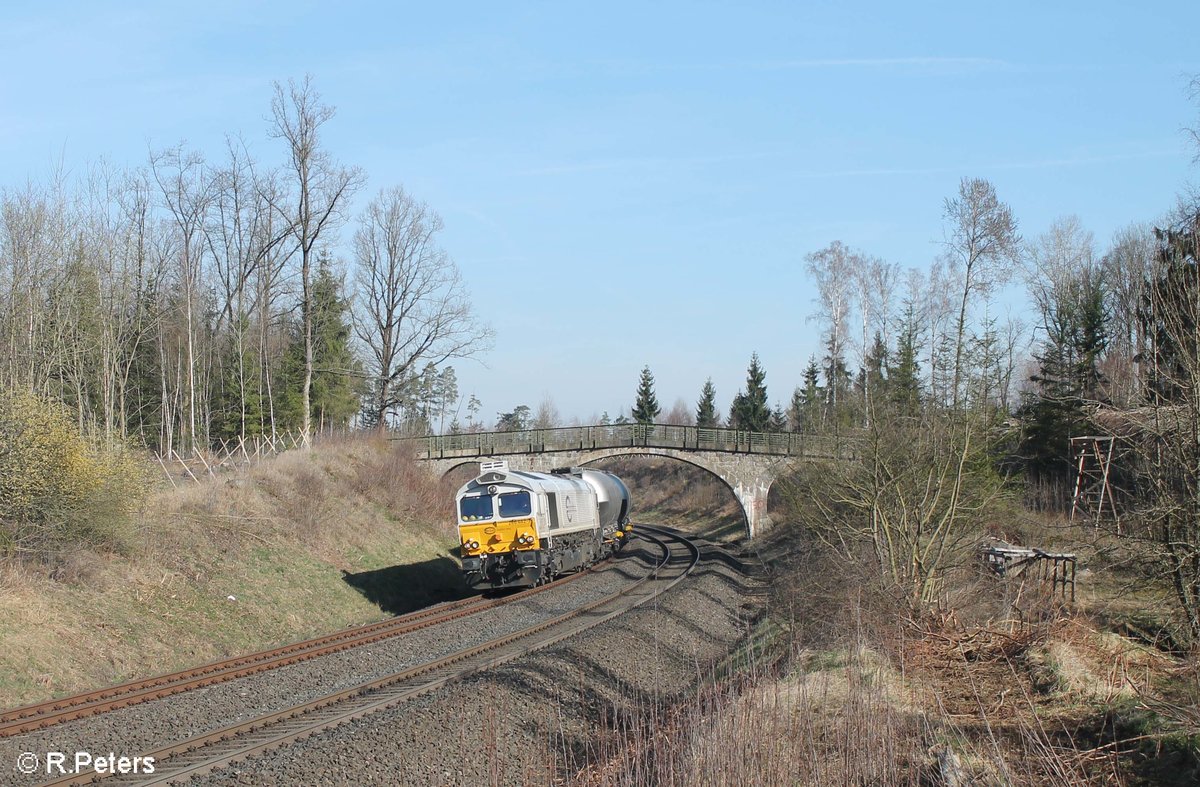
[194,542,763,786]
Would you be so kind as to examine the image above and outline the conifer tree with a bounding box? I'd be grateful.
[695,378,719,428]
[1019,266,1108,485]
[729,353,770,431]
[788,387,804,432]
[821,337,852,427]
[631,366,661,424]
[889,305,923,416]
[794,356,824,431]
[309,258,363,431]
[277,256,363,431]
[859,331,889,411]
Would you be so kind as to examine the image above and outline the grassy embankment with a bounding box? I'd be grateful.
[0,436,458,710]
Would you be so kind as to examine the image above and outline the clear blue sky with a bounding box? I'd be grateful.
[3,1,1198,423]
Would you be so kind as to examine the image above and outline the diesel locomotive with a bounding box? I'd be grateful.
[455,461,633,590]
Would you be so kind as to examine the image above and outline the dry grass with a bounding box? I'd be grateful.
[563,514,1200,786]
[0,435,457,709]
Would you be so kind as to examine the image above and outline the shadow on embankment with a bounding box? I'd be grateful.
[342,555,472,615]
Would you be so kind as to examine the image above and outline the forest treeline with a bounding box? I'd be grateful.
[0,76,488,457]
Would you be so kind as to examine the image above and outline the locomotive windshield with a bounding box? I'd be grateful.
[459,495,493,521]
[498,491,532,518]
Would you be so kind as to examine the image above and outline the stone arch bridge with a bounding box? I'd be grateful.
[407,424,853,538]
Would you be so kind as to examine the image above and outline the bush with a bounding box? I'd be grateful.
[0,389,148,558]
[773,407,1013,610]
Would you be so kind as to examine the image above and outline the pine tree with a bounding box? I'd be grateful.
[860,331,889,413]
[496,405,531,431]
[632,366,661,424]
[769,404,788,432]
[695,378,719,428]
[1019,266,1108,485]
[795,356,824,431]
[822,336,852,427]
[433,366,458,433]
[728,393,745,429]
[279,257,362,433]
[309,258,363,432]
[889,306,923,416]
[729,353,770,431]
[788,387,804,432]
[467,394,482,431]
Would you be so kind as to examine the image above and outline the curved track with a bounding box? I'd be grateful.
[42,525,698,786]
[0,537,626,738]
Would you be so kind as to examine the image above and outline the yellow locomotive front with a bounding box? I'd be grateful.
[455,461,630,591]
[456,464,549,589]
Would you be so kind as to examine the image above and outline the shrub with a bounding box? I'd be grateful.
[0,389,148,558]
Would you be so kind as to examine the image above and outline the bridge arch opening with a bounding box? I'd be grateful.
[580,453,748,541]
[437,460,485,486]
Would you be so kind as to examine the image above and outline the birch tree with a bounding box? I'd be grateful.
[941,177,1021,409]
[150,144,214,453]
[806,241,858,426]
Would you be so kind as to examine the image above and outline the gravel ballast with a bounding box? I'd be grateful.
[1,541,669,786]
[196,545,763,786]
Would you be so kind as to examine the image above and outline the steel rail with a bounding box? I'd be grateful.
[1,541,627,738]
[45,526,697,786]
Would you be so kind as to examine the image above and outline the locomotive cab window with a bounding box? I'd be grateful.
[498,491,532,518]
[459,495,493,521]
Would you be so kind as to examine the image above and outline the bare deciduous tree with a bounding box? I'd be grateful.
[531,395,561,430]
[855,255,900,417]
[662,397,694,426]
[1024,215,1097,321]
[806,241,858,420]
[150,144,214,452]
[1102,223,1154,405]
[269,75,362,446]
[353,186,491,428]
[941,177,1021,409]
[205,137,292,440]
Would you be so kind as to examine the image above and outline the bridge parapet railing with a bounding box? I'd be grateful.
[407,423,858,461]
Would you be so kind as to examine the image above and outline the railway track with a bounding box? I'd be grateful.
[43,525,698,786]
[0,539,619,739]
